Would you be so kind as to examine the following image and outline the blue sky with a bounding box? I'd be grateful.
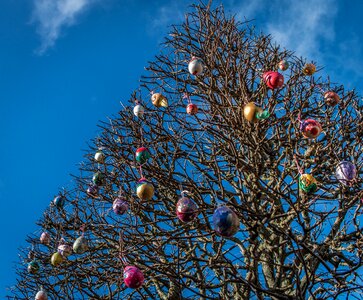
[1,0,363,297]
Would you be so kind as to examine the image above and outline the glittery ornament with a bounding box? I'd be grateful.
[94,151,105,163]
[28,260,40,274]
[151,93,168,108]
[113,198,129,215]
[299,174,317,194]
[336,161,357,186]
[324,91,340,106]
[135,147,151,164]
[300,119,322,139]
[213,206,240,237]
[302,63,316,76]
[136,178,154,201]
[133,104,144,117]
[92,172,105,186]
[40,232,50,245]
[186,103,198,115]
[58,244,72,258]
[51,252,63,266]
[53,195,65,208]
[188,57,203,75]
[176,197,198,222]
[278,60,289,71]
[73,236,88,254]
[262,71,284,89]
[87,184,99,198]
[243,102,270,122]
[35,290,48,300]
[124,266,144,289]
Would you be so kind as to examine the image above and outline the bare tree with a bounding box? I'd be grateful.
[8,2,363,299]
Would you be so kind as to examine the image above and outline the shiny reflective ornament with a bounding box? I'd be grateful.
[151,93,168,108]
[28,260,40,274]
[35,290,48,300]
[263,71,284,89]
[188,57,203,75]
[324,91,340,106]
[176,197,198,222]
[186,103,198,115]
[87,184,99,198]
[94,150,105,163]
[133,104,144,117]
[299,174,317,194]
[135,147,151,164]
[302,63,316,75]
[92,171,105,186]
[243,102,269,122]
[53,195,65,208]
[40,232,50,245]
[336,161,357,186]
[113,197,129,215]
[301,119,322,139]
[58,244,72,258]
[278,59,289,71]
[213,206,240,237]
[51,252,63,266]
[73,236,89,254]
[124,266,144,289]
[136,178,154,201]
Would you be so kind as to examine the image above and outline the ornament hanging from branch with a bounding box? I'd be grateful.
[27,260,40,274]
[294,155,318,194]
[300,118,322,139]
[40,232,50,245]
[94,149,105,163]
[302,63,316,76]
[188,56,204,76]
[53,195,65,209]
[262,71,284,89]
[51,252,63,267]
[243,102,270,122]
[176,191,198,222]
[184,93,198,115]
[151,91,168,108]
[35,288,48,300]
[135,147,151,164]
[324,91,340,106]
[336,161,357,186]
[278,60,289,71]
[73,225,88,254]
[213,206,240,237]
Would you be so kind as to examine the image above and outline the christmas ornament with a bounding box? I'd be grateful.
[35,289,48,300]
[324,91,340,106]
[124,266,144,289]
[136,178,154,201]
[87,184,99,198]
[73,236,88,254]
[133,104,145,117]
[151,93,168,108]
[28,260,40,274]
[262,71,284,89]
[213,206,240,237]
[94,150,105,163]
[28,250,35,260]
[186,103,198,115]
[300,119,322,139]
[299,173,317,194]
[40,232,50,245]
[58,244,72,258]
[278,60,289,71]
[176,196,198,222]
[302,63,316,76]
[51,252,63,266]
[53,195,65,208]
[92,171,105,186]
[113,198,129,215]
[336,161,357,186]
[243,102,270,122]
[135,147,151,164]
[188,57,203,75]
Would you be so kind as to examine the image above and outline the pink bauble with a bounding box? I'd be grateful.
[40,232,50,245]
[35,290,48,300]
[112,198,129,215]
[176,197,198,222]
[262,71,284,89]
[124,266,144,288]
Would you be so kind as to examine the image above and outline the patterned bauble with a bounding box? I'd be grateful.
[188,57,203,75]
[213,206,240,237]
[186,103,198,115]
[40,232,50,245]
[278,60,289,71]
[94,151,105,163]
[92,172,105,186]
[113,198,129,215]
[133,104,144,117]
[176,197,198,222]
[302,63,316,76]
[299,174,318,194]
[35,290,48,300]
[135,147,151,164]
[262,71,284,89]
[28,260,40,274]
[151,93,168,108]
[124,266,144,289]
[73,236,88,254]
[136,178,154,201]
[301,119,322,139]
[336,161,357,186]
[87,184,99,198]
[324,91,340,106]
[53,195,65,208]
[51,252,63,266]
[58,244,72,258]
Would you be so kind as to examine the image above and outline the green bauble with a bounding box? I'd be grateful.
[299,174,317,194]
[73,236,88,254]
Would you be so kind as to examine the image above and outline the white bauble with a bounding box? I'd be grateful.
[35,290,48,300]
[133,104,144,117]
[188,57,203,75]
[94,151,105,163]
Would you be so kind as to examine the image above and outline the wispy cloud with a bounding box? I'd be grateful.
[32,0,97,54]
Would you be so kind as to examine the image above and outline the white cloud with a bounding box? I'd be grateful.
[32,0,97,54]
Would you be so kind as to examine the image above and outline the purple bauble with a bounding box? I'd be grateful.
[124,266,144,289]
[112,198,129,215]
[176,197,198,222]
[212,206,240,237]
[336,161,357,186]
[87,184,99,198]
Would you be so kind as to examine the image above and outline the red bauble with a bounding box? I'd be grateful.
[124,266,144,289]
[301,119,322,139]
[262,71,284,89]
[176,197,198,222]
[186,103,198,115]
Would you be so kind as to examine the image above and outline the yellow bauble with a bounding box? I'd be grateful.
[137,182,155,200]
[51,252,63,266]
[151,93,168,107]
[243,102,262,122]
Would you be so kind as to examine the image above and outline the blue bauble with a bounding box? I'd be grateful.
[212,206,240,237]
[53,195,65,208]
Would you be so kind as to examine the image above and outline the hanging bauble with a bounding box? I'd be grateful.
[53,195,65,208]
[278,60,289,71]
[188,57,203,75]
[302,63,316,76]
[213,206,240,237]
[87,184,99,198]
[324,91,340,106]
[300,119,322,139]
[136,178,154,201]
[336,161,357,186]
[135,147,151,164]
[299,174,318,194]
[28,260,40,274]
[58,244,72,258]
[92,171,105,186]
[176,197,198,222]
[262,71,284,89]
[113,198,129,215]
[73,236,88,254]
[35,289,48,300]
[151,93,168,108]
[40,232,50,245]
[133,104,144,117]
[94,150,105,163]
[28,250,35,260]
[51,252,63,266]
[243,102,270,122]
[186,103,198,115]
[124,266,144,289]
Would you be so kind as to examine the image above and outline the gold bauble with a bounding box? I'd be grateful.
[151,93,168,107]
[243,102,262,122]
[51,252,63,266]
[137,183,155,200]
